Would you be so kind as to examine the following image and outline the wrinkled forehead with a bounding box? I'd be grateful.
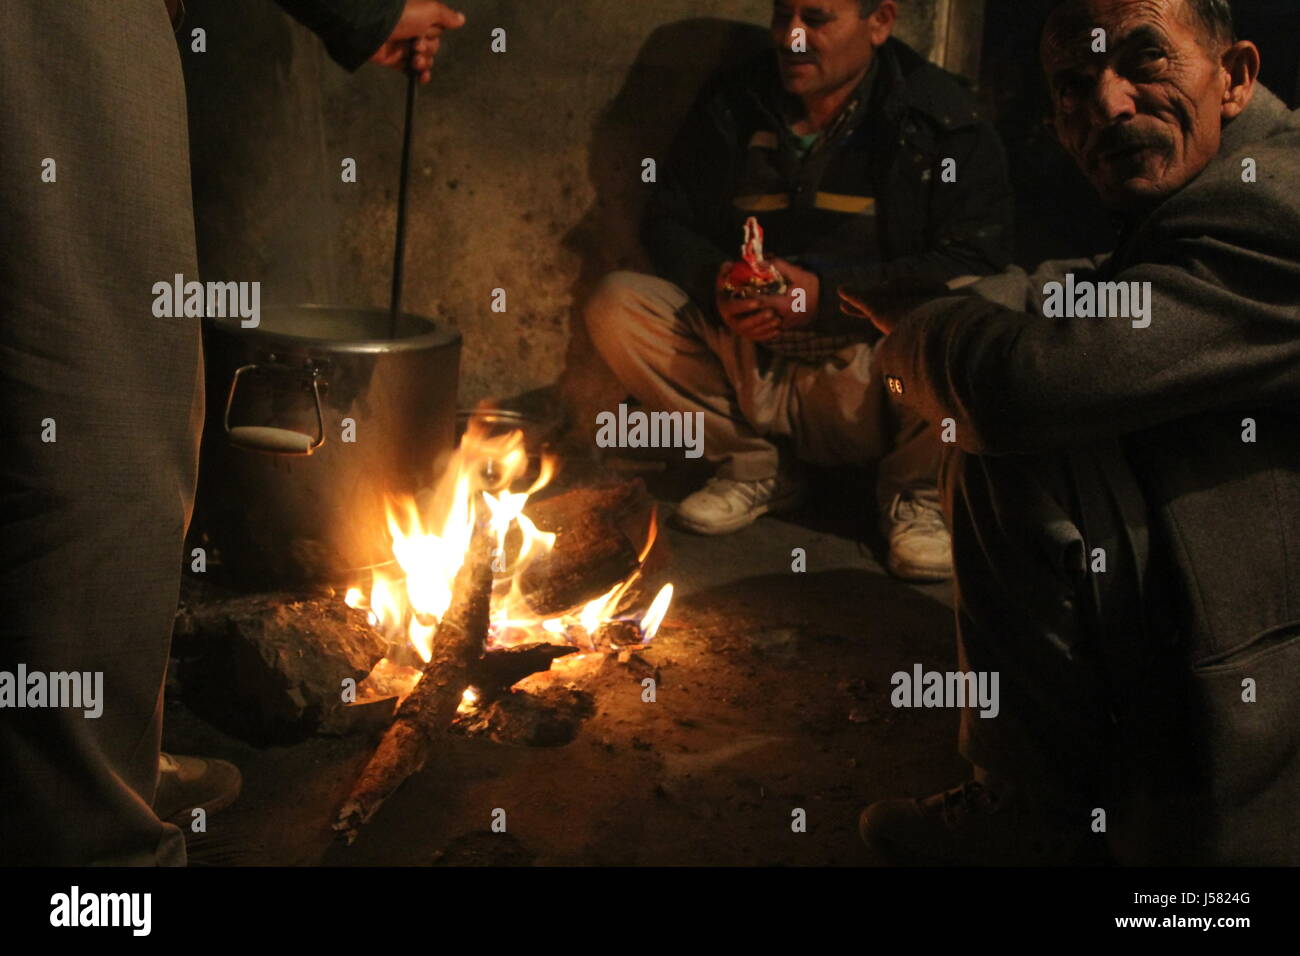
[773,0,860,15]
[1041,0,1193,65]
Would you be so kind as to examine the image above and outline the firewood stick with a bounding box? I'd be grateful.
[469,642,578,698]
[333,521,494,843]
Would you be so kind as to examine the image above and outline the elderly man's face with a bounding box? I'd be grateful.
[1043,0,1235,211]
[771,0,891,99]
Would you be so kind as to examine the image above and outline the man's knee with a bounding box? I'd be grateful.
[585,270,693,358]
[583,271,644,354]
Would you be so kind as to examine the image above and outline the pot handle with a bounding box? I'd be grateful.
[223,363,326,456]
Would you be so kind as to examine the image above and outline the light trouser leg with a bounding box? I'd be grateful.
[940,446,1115,812]
[875,401,944,520]
[780,342,942,520]
[584,271,782,480]
[0,1,201,865]
[585,272,920,497]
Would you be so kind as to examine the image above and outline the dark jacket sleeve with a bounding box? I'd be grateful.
[876,166,1300,456]
[800,115,1014,328]
[272,0,405,71]
[640,87,734,312]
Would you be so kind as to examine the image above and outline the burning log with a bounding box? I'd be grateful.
[519,480,648,615]
[591,620,641,650]
[519,534,639,616]
[334,522,495,844]
[469,642,578,699]
[524,478,646,527]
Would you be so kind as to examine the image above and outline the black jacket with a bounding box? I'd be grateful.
[273,0,404,70]
[642,37,1014,335]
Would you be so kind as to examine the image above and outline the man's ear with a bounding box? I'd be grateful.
[868,1,898,46]
[1220,40,1260,121]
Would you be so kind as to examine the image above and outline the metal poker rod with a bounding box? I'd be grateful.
[388,48,418,341]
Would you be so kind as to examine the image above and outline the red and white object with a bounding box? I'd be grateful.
[721,217,787,299]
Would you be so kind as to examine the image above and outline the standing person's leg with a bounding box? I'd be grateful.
[0,1,202,865]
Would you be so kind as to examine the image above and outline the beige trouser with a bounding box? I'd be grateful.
[585,271,941,517]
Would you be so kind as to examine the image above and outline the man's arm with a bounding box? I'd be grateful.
[273,0,404,70]
[273,0,462,76]
[960,255,1109,311]
[800,117,1015,328]
[875,175,1300,456]
[640,87,734,311]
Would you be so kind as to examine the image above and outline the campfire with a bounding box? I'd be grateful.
[344,419,672,697]
[333,417,673,842]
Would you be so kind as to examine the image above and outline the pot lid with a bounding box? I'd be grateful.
[205,304,460,354]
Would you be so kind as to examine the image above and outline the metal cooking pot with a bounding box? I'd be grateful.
[191,305,461,587]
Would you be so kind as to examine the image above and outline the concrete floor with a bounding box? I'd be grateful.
[164,469,969,866]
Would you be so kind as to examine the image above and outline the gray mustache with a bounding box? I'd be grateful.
[1093,127,1171,157]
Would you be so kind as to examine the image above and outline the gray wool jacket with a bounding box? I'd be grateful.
[878,85,1300,865]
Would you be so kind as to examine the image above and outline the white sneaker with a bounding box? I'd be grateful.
[885,490,952,582]
[675,473,804,535]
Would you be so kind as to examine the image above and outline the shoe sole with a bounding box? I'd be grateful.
[673,488,804,536]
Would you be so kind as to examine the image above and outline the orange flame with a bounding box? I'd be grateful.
[346,419,673,692]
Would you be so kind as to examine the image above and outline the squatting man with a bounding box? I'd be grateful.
[586,0,1014,581]
[850,0,1300,864]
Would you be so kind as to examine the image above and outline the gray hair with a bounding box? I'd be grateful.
[1186,0,1235,47]
[1043,0,1234,51]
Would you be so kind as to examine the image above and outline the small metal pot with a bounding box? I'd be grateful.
[192,305,461,587]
